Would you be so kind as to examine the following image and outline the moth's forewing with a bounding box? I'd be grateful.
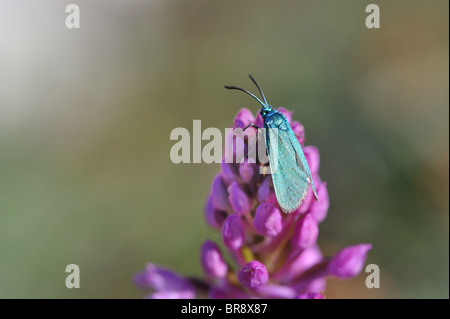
[265,113,317,213]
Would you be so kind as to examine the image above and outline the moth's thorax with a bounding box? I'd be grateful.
[262,108,287,127]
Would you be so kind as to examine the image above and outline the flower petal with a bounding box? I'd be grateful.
[328,244,372,279]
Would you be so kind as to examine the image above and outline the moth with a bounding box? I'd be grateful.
[225,75,318,213]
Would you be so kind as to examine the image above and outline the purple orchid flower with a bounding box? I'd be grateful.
[135,107,371,298]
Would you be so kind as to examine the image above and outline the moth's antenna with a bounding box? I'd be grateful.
[248,74,268,105]
[224,85,265,107]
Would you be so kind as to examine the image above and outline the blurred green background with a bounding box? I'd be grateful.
[0,0,448,298]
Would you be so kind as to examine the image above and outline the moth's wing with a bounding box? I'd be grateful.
[266,122,310,213]
[285,125,318,200]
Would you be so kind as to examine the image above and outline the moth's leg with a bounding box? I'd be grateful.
[254,127,265,156]
[258,134,270,176]
[243,124,263,164]
[254,127,270,167]
[243,123,261,131]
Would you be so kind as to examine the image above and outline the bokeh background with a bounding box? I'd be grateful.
[0,0,448,298]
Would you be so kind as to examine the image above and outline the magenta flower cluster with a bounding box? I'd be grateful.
[135,108,371,299]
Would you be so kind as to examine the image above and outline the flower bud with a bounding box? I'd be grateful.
[205,195,226,229]
[328,244,372,279]
[222,214,245,251]
[238,260,269,289]
[211,174,231,212]
[254,203,282,237]
[221,161,240,185]
[227,181,250,215]
[309,182,329,223]
[291,121,305,146]
[134,263,195,299]
[239,161,256,184]
[257,177,275,203]
[291,213,319,250]
[200,240,228,279]
[303,145,320,177]
[234,108,256,129]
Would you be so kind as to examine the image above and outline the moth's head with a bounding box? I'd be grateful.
[260,106,272,117]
